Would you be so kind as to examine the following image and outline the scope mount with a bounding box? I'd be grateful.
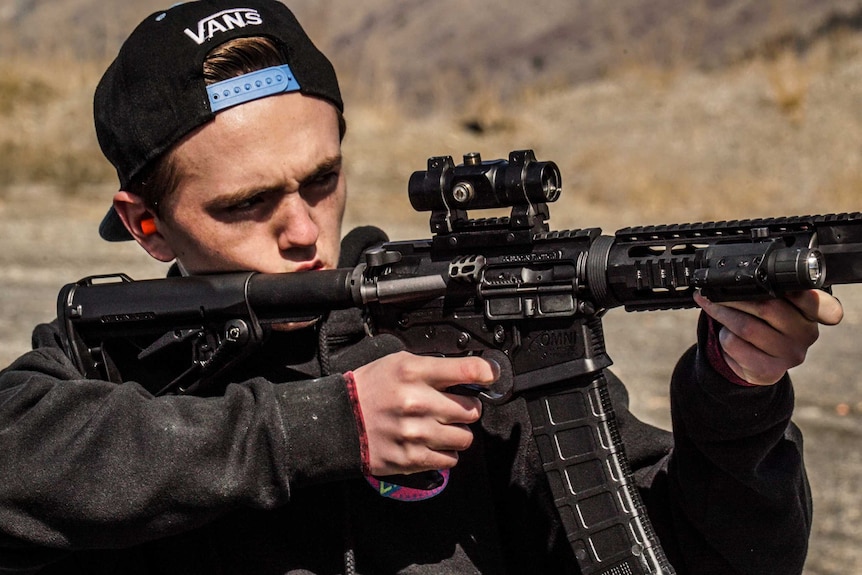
[407,149,562,251]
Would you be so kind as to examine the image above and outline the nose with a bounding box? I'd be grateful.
[274,194,319,254]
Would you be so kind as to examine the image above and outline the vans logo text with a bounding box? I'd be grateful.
[184,8,263,45]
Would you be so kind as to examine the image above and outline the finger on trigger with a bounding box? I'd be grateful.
[419,356,498,390]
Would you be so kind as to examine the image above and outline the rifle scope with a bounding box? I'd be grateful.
[408,149,561,213]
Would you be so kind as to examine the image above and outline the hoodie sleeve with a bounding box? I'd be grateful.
[652,312,812,575]
[0,322,364,558]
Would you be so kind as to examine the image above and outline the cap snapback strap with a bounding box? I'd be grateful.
[206,64,301,113]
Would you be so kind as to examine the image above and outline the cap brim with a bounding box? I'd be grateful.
[99,207,134,242]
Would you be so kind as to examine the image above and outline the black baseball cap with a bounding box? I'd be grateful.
[95,0,343,241]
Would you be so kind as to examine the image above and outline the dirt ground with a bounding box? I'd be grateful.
[1,184,860,574]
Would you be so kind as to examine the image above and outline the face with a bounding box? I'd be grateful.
[153,93,346,275]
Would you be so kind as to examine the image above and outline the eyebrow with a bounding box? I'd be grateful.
[299,154,342,187]
[204,153,342,211]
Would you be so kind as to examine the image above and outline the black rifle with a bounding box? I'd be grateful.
[58,150,862,575]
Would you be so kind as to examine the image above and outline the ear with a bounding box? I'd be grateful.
[112,191,177,262]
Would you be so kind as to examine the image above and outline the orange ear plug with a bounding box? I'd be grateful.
[141,218,157,236]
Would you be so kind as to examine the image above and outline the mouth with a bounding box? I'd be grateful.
[293,260,325,273]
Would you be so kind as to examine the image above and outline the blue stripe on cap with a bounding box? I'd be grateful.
[207,64,301,113]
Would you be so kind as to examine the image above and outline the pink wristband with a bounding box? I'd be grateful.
[344,371,371,475]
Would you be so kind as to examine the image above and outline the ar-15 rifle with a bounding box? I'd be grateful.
[58,150,862,575]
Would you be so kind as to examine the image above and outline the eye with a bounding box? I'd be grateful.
[310,172,339,189]
[227,193,266,212]
[302,171,340,199]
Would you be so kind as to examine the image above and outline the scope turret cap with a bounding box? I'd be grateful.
[95,0,343,241]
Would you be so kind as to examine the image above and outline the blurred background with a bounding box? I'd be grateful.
[1,1,861,572]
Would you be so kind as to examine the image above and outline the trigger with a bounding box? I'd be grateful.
[445,384,485,397]
[477,349,514,405]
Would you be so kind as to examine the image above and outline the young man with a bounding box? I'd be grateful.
[0,1,843,573]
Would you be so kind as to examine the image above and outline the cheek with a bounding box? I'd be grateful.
[165,214,259,271]
[322,182,347,225]
[313,188,347,264]
[325,193,347,226]
[305,180,345,226]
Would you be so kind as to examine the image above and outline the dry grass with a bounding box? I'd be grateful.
[0,58,114,194]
